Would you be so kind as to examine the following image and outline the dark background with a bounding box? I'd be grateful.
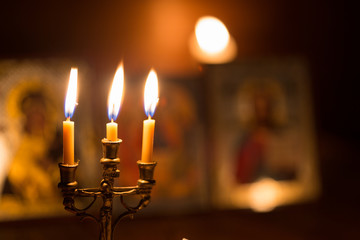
[0,0,355,239]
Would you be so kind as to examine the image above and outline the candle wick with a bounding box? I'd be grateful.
[148,115,151,120]
[66,117,70,121]
[111,119,114,123]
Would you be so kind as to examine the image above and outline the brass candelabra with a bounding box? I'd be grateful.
[58,138,157,240]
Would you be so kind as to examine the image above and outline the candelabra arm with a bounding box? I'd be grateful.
[111,210,135,239]
[113,186,139,191]
[120,194,151,212]
[77,188,102,196]
[73,195,99,212]
[111,194,151,239]
[61,193,100,224]
[110,161,156,238]
[111,186,138,195]
[68,206,99,224]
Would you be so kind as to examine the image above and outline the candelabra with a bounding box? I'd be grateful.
[58,138,157,240]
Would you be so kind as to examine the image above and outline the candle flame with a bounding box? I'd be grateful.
[195,16,230,54]
[144,69,159,118]
[108,64,124,121]
[64,68,78,119]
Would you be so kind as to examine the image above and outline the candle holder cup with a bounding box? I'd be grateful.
[137,161,157,185]
[58,139,156,240]
[58,162,79,189]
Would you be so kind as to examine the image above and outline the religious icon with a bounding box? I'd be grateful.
[234,79,298,184]
[0,60,95,219]
[209,59,320,211]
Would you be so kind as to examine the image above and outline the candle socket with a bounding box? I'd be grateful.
[137,161,157,185]
[58,162,79,189]
[101,138,121,181]
[102,138,122,160]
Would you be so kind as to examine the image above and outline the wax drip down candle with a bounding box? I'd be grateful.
[106,63,124,141]
[63,68,78,165]
[141,69,159,163]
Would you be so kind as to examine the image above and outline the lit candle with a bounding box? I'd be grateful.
[106,64,124,141]
[141,69,159,163]
[63,68,78,165]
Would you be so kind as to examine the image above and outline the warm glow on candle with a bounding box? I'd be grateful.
[144,69,159,118]
[64,68,78,119]
[141,69,159,163]
[108,64,124,121]
[195,16,230,54]
[63,68,78,165]
[106,64,124,141]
